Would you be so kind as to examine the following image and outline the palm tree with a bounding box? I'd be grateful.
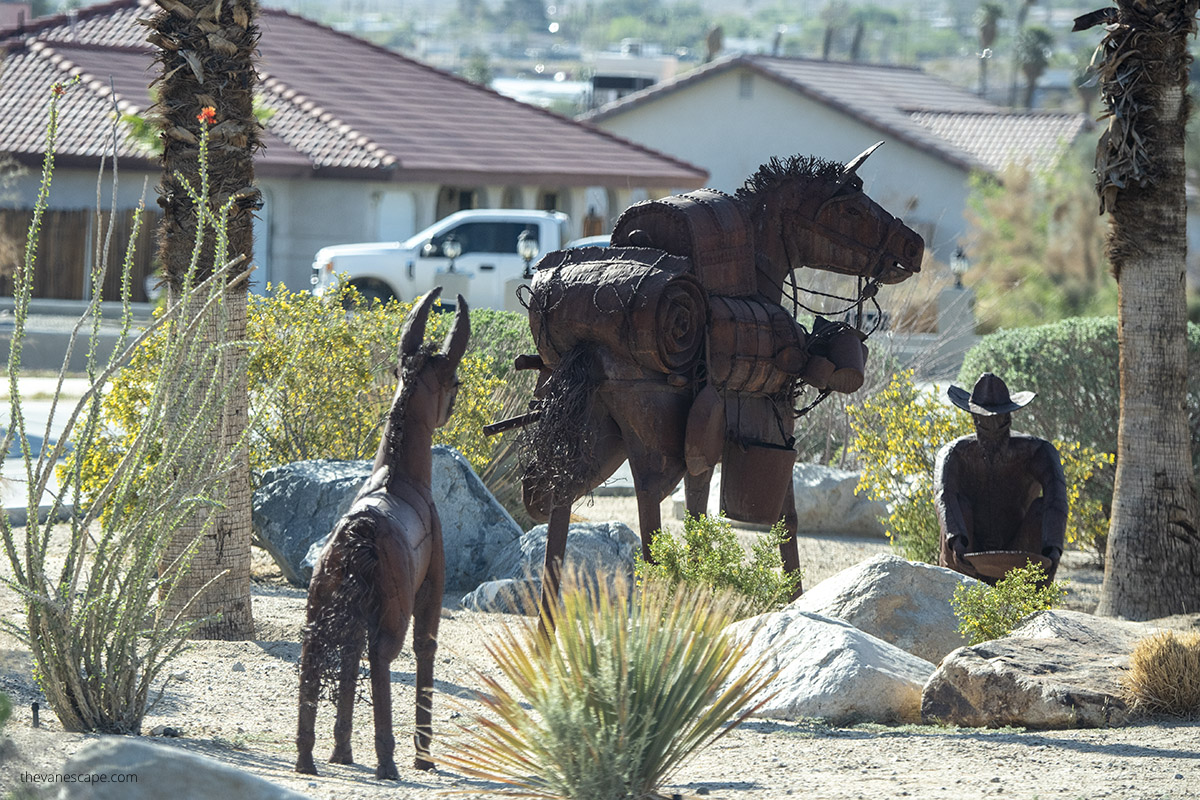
[1015,25,1053,108]
[1076,0,1200,619]
[149,0,262,639]
[976,3,1004,96]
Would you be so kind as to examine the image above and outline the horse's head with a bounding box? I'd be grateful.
[739,144,924,287]
[397,287,470,430]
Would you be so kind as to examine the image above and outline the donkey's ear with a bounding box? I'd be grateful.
[400,287,442,357]
[441,295,470,367]
[838,141,884,184]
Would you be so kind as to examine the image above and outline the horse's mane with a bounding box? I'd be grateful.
[735,154,846,207]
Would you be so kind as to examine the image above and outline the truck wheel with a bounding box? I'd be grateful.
[345,280,396,308]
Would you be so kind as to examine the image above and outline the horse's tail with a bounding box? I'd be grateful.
[301,514,380,701]
[518,342,603,506]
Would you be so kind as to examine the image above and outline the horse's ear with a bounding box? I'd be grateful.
[400,287,442,357]
[838,141,884,184]
[441,295,470,368]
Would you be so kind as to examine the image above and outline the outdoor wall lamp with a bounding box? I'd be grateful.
[443,236,462,272]
[951,247,969,289]
[518,229,539,279]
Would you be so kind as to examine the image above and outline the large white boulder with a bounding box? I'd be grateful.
[791,554,976,663]
[56,738,312,800]
[672,463,885,537]
[725,609,936,724]
[921,609,1158,729]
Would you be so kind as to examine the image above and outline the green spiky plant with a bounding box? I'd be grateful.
[440,573,776,799]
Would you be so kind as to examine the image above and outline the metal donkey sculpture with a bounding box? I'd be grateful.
[296,288,468,778]
[494,144,924,616]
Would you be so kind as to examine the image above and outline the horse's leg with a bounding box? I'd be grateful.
[329,629,364,764]
[537,503,573,637]
[683,468,714,520]
[368,622,407,780]
[778,480,803,599]
[411,570,443,771]
[295,630,321,775]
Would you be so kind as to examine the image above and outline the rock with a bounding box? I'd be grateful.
[791,554,976,663]
[921,609,1158,729]
[253,448,522,590]
[252,460,371,586]
[459,521,641,612]
[791,463,886,536]
[672,463,886,537]
[56,738,312,799]
[725,609,936,724]
[459,577,540,614]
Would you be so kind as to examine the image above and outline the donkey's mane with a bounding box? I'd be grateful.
[383,343,435,465]
[735,154,845,207]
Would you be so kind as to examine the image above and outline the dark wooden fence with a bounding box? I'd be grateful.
[0,208,161,301]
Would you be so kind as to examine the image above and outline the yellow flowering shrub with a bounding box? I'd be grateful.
[848,370,1114,563]
[63,284,519,514]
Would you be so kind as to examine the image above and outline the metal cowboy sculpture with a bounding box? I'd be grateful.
[488,143,924,617]
[935,372,1068,585]
[296,288,468,778]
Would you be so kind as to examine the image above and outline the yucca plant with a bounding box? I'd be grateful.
[440,573,775,799]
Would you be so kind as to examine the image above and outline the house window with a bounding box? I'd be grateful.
[739,73,753,99]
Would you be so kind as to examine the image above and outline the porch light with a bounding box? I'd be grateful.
[950,247,969,289]
[518,229,539,279]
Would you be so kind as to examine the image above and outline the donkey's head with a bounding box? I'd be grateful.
[740,143,924,286]
[395,287,470,432]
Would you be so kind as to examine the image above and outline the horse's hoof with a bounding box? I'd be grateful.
[328,749,353,765]
[295,760,318,776]
[375,763,400,780]
[414,757,436,772]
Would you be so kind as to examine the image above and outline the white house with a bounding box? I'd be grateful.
[581,54,1087,264]
[0,0,706,301]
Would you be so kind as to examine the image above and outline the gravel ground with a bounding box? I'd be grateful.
[1,496,1196,800]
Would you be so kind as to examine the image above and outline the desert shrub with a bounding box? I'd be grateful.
[0,691,10,729]
[63,286,536,516]
[1122,631,1200,717]
[440,573,774,799]
[2,84,254,733]
[950,562,1066,645]
[635,514,801,616]
[849,370,1115,562]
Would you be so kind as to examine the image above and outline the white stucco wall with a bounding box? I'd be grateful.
[589,66,974,262]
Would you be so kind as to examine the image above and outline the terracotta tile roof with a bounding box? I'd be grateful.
[583,54,1085,175]
[0,0,707,187]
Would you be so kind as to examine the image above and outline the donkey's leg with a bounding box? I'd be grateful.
[295,633,322,775]
[778,480,803,599]
[683,468,714,520]
[411,572,443,771]
[537,503,573,637]
[329,630,364,764]
[368,623,407,780]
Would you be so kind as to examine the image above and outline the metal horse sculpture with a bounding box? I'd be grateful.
[296,288,468,778]
[494,144,923,617]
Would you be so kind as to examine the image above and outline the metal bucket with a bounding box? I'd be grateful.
[719,439,797,525]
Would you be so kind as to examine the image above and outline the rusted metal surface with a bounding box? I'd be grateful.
[497,144,925,621]
[935,373,1069,586]
[297,289,468,777]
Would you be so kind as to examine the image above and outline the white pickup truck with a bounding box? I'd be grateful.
[310,209,571,310]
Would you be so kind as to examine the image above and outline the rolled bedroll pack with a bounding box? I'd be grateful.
[528,246,707,374]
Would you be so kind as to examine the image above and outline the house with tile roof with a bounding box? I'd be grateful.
[581,54,1087,263]
[0,0,706,300]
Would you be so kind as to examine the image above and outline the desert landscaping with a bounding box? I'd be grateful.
[1,494,1197,800]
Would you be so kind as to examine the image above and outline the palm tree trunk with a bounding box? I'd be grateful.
[152,0,261,639]
[1092,0,1200,619]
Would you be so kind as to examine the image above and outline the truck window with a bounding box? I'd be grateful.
[431,222,539,256]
